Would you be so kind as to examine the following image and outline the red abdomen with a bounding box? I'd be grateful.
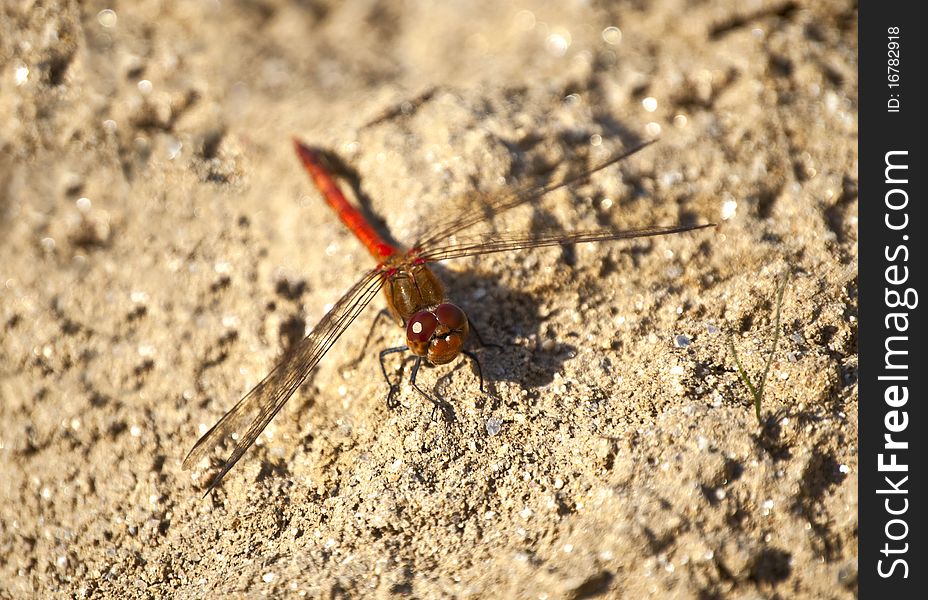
[293,140,396,261]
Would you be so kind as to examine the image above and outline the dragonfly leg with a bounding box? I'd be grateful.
[379,346,408,409]
[348,308,392,368]
[461,349,487,395]
[468,318,503,351]
[462,348,501,411]
[409,356,455,423]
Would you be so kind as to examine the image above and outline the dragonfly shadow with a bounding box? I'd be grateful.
[254,455,292,487]
[427,261,578,395]
[589,114,643,145]
[343,268,576,424]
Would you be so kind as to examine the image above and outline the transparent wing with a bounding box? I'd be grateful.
[183,267,386,494]
[413,140,655,250]
[417,223,714,263]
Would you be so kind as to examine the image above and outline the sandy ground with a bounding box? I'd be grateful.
[0,0,858,598]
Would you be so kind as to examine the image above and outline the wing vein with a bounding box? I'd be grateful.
[417,223,714,263]
[183,267,386,493]
[414,140,654,248]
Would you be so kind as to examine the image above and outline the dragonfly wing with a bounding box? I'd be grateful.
[417,222,715,263]
[183,267,386,494]
[414,140,655,249]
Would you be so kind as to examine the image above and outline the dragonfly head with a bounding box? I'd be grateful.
[406,303,469,365]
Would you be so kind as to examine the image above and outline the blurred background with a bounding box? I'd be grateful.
[1,1,857,597]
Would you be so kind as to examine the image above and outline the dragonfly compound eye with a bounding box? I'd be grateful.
[434,303,467,331]
[405,304,470,364]
[427,303,469,365]
[407,311,439,356]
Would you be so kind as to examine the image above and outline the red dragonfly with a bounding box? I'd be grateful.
[183,138,713,493]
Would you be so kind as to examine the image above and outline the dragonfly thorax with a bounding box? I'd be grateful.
[382,260,446,323]
[406,303,470,365]
[381,260,468,364]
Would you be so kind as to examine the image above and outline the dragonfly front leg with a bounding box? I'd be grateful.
[379,346,408,409]
[409,357,456,423]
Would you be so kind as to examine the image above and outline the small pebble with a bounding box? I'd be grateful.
[721,200,737,220]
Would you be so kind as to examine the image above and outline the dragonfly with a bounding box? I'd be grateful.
[183,137,714,493]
